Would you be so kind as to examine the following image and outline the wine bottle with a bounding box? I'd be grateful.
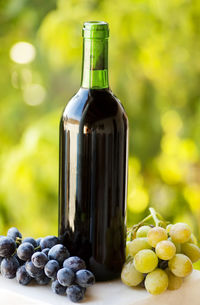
[59,21,129,281]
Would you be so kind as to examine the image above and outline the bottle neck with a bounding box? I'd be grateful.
[81,38,109,89]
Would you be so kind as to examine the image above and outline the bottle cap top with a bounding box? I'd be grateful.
[82,21,109,39]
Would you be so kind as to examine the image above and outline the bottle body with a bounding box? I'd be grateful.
[59,88,128,280]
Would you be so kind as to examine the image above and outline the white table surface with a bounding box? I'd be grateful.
[0,270,200,305]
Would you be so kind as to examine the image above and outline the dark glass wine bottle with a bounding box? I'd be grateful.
[59,21,129,281]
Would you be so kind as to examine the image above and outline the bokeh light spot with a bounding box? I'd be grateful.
[10,42,36,64]
[23,84,46,106]
[128,187,149,213]
[161,134,180,156]
[179,139,198,162]
[161,110,183,134]
[184,185,200,212]
[157,156,183,184]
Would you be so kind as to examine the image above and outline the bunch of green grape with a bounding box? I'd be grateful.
[121,208,200,295]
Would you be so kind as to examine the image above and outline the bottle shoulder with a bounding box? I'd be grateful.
[61,88,128,125]
[62,88,89,122]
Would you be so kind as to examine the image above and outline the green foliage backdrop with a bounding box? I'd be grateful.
[0,0,200,259]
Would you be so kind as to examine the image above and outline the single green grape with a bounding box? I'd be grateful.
[168,254,193,277]
[145,268,168,295]
[156,240,176,260]
[169,223,191,244]
[126,238,152,257]
[165,269,183,290]
[121,259,144,286]
[166,224,173,234]
[168,237,181,253]
[181,243,200,263]
[147,227,168,247]
[134,249,158,273]
[136,226,151,238]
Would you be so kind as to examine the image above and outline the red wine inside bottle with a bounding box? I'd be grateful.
[59,22,129,281]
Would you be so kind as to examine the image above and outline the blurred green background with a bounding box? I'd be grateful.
[0,0,200,254]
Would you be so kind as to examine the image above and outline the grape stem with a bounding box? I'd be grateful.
[149,208,167,227]
[16,237,22,246]
[16,237,22,241]
[127,207,168,240]
[34,245,41,251]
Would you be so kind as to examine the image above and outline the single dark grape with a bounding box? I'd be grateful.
[16,265,32,285]
[75,270,95,288]
[35,272,51,285]
[63,256,86,272]
[48,244,69,265]
[25,260,43,278]
[51,280,66,295]
[67,285,85,303]
[31,252,48,269]
[57,267,75,287]
[158,260,168,270]
[40,236,59,250]
[7,227,22,241]
[22,237,37,248]
[17,242,34,261]
[36,238,42,247]
[0,236,16,257]
[44,260,60,279]
[1,256,19,279]
[42,248,50,256]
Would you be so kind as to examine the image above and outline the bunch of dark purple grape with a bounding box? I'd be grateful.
[0,227,95,303]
